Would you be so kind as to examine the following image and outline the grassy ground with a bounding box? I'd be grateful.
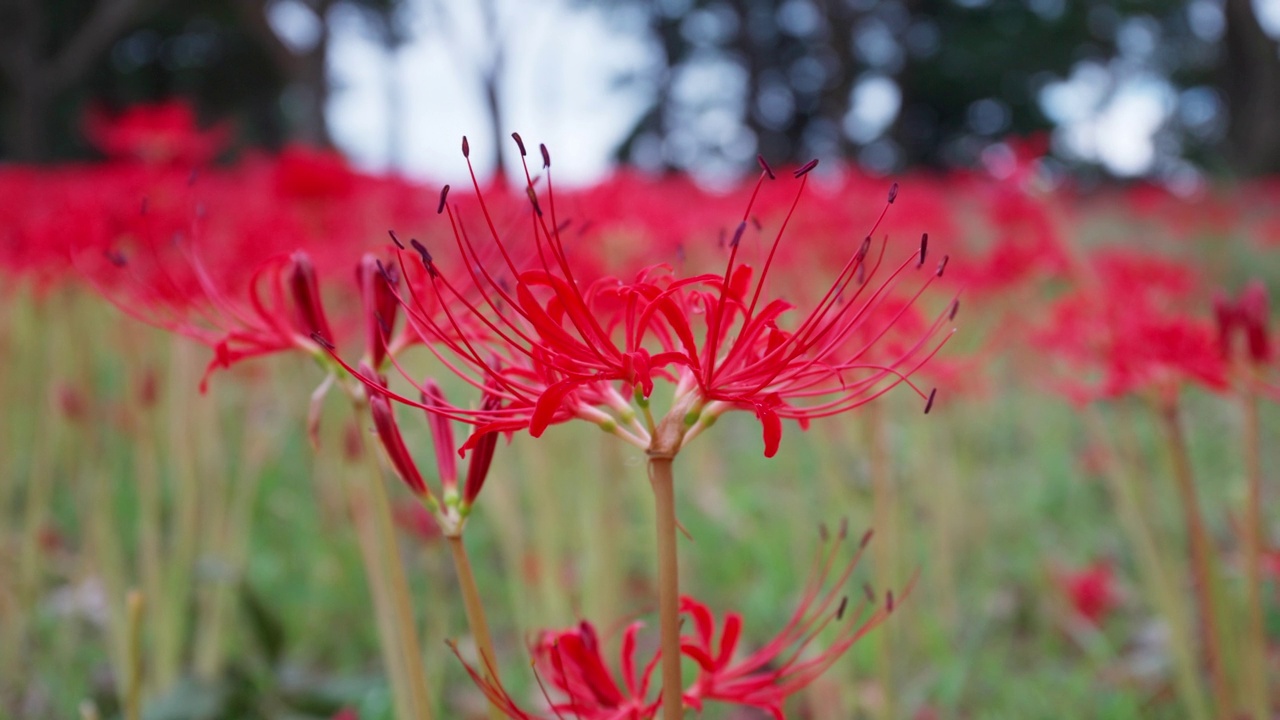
[3,277,1275,720]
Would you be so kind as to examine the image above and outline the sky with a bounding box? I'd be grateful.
[269,0,1280,185]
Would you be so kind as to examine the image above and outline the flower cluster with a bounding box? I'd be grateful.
[454,526,902,719]
[334,135,956,459]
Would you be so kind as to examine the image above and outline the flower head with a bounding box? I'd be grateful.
[356,138,955,458]
[452,524,904,719]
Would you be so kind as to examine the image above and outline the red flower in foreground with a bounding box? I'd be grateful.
[453,525,905,719]
[351,137,955,458]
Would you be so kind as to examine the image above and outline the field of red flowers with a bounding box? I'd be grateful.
[2,104,1277,719]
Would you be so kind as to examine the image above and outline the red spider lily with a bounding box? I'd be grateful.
[101,245,341,391]
[1037,251,1228,403]
[1215,280,1273,366]
[451,525,904,719]
[361,361,502,533]
[83,99,230,166]
[1053,560,1120,625]
[349,137,955,458]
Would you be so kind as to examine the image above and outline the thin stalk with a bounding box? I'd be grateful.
[648,454,683,720]
[337,446,414,720]
[1085,409,1209,720]
[447,533,505,720]
[1157,396,1233,720]
[355,404,436,720]
[1239,386,1269,720]
[155,342,204,691]
[194,396,273,677]
[124,590,144,720]
[866,403,896,720]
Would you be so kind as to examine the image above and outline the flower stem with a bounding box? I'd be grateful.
[1157,396,1232,720]
[124,590,145,720]
[1239,386,1269,720]
[446,534,505,720]
[648,453,683,720]
[866,404,897,720]
[355,403,435,720]
[1086,408,1209,720]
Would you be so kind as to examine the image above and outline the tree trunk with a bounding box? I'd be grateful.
[1223,0,1280,175]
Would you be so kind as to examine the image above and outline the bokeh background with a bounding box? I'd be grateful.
[5,0,1280,182]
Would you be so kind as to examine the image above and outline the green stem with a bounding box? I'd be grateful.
[447,534,505,720]
[1239,386,1269,720]
[648,453,683,720]
[124,590,144,720]
[1157,396,1232,720]
[338,453,413,720]
[866,403,896,720]
[356,406,436,720]
[1086,409,1209,720]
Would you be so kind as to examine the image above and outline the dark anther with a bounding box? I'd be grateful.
[526,186,543,217]
[949,299,960,321]
[860,529,874,548]
[437,185,450,214]
[819,522,830,541]
[855,263,866,285]
[838,518,849,539]
[918,233,928,267]
[837,596,849,620]
[757,155,776,180]
[104,249,127,268]
[751,216,763,231]
[310,332,335,350]
[857,236,872,262]
[375,258,395,284]
[794,158,819,177]
[556,219,572,234]
[924,388,937,414]
[863,582,876,602]
[936,254,950,278]
[730,221,746,248]
[375,311,391,338]
[540,143,551,168]
[461,136,470,158]
[409,238,437,278]
[887,182,899,204]
[512,132,527,156]
[887,590,896,612]
[388,230,405,249]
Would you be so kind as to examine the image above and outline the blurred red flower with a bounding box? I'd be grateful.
[1055,561,1120,625]
[83,99,229,166]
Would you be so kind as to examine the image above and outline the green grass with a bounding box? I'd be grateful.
[1,280,1277,720]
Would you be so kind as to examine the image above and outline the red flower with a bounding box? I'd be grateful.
[1054,561,1119,625]
[83,99,229,166]
[362,362,503,534]
[453,525,904,719]
[358,138,955,458]
[1038,251,1228,402]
